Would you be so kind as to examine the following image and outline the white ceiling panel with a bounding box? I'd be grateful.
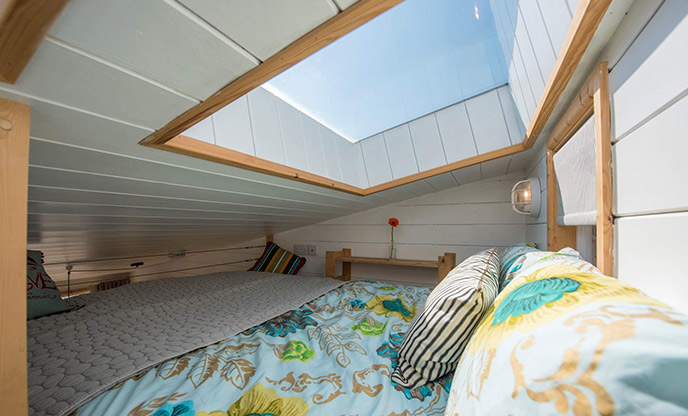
[49,0,259,100]
[179,0,338,61]
[5,39,197,130]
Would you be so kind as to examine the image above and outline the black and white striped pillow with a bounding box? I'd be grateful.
[391,249,500,388]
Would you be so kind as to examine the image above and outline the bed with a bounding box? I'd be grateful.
[28,248,688,416]
[28,273,449,416]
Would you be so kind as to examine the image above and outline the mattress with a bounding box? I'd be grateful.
[73,280,451,416]
[28,272,344,416]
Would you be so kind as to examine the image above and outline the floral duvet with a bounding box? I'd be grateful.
[75,281,451,416]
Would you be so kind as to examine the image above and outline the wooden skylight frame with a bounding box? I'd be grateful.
[141,0,612,196]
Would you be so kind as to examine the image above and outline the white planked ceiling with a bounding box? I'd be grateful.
[0,0,526,283]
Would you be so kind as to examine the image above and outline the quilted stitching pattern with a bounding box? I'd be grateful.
[27,272,343,416]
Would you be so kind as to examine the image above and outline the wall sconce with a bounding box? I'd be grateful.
[511,178,541,217]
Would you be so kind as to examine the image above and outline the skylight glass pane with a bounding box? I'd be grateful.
[264,0,507,142]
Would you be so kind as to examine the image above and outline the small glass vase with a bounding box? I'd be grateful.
[389,246,397,260]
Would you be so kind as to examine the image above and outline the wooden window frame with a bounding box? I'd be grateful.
[141,0,612,196]
[546,62,613,276]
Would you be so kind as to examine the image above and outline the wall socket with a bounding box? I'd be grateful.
[294,244,317,256]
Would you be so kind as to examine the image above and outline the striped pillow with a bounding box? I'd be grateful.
[248,242,306,275]
[391,249,500,389]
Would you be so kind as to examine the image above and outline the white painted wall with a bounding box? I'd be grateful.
[269,175,527,287]
[490,0,575,126]
[607,0,688,313]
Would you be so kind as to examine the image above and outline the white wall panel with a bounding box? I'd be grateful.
[321,127,343,181]
[384,125,419,179]
[213,95,255,155]
[616,213,688,313]
[178,0,337,61]
[610,0,688,141]
[538,0,573,52]
[424,173,458,191]
[361,134,393,186]
[182,116,215,144]
[350,143,370,188]
[481,157,510,178]
[466,90,512,153]
[298,114,327,177]
[247,87,285,164]
[276,98,309,171]
[613,91,688,216]
[497,86,526,143]
[271,177,526,286]
[451,165,482,186]
[49,0,258,100]
[336,139,356,185]
[435,103,478,163]
[408,114,447,171]
[519,0,557,83]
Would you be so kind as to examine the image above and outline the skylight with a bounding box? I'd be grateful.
[264,0,507,142]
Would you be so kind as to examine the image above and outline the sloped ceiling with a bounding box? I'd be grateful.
[0,0,527,284]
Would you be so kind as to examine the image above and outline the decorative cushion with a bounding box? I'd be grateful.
[248,242,306,275]
[496,243,540,289]
[391,248,500,389]
[27,250,70,319]
[445,251,688,415]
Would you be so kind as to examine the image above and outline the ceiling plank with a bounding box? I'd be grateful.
[0,0,69,84]
[141,0,404,146]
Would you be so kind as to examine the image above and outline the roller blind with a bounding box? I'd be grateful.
[553,116,597,226]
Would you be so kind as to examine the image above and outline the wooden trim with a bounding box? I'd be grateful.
[0,97,30,415]
[437,252,456,284]
[325,249,456,283]
[523,0,613,149]
[160,135,525,196]
[593,62,613,275]
[545,62,613,275]
[141,0,611,195]
[362,143,525,194]
[141,0,404,146]
[546,149,577,251]
[163,135,365,195]
[0,0,70,84]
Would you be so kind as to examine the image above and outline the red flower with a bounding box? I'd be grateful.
[388,217,399,227]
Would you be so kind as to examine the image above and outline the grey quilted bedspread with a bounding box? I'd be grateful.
[27,272,344,416]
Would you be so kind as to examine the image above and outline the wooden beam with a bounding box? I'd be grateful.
[523,0,612,149]
[0,97,30,415]
[162,135,365,195]
[546,149,577,252]
[0,0,70,84]
[593,62,613,276]
[362,143,525,194]
[141,0,404,147]
[265,234,274,244]
[437,252,456,284]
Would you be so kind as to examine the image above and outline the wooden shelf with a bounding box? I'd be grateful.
[326,248,456,284]
[337,256,438,268]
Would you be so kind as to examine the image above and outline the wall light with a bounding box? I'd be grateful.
[511,178,541,217]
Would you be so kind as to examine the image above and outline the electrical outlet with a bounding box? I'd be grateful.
[293,245,309,256]
[307,245,317,256]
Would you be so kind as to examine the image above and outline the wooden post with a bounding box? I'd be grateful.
[265,234,274,243]
[437,252,456,283]
[340,248,351,281]
[325,249,351,281]
[593,62,613,276]
[0,97,30,415]
[546,149,577,251]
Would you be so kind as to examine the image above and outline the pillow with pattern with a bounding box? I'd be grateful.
[496,243,540,289]
[27,250,70,319]
[391,248,500,389]
[248,242,306,275]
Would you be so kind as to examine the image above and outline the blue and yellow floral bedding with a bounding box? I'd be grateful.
[446,249,688,416]
[75,281,451,416]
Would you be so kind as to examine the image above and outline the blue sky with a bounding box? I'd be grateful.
[264,0,508,142]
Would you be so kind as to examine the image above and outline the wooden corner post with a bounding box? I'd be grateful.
[437,252,456,283]
[0,97,30,415]
[325,249,351,281]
